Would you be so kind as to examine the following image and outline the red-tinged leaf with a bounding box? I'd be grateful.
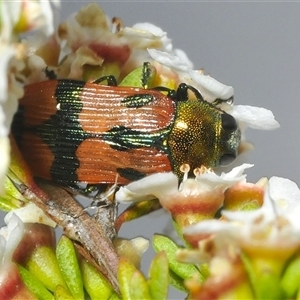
[115,199,161,232]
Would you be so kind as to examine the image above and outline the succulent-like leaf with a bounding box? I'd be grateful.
[115,199,160,231]
[54,285,75,300]
[152,235,201,280]
[281,257,300,298]
[148,251,169,299]
[169,270,187,292]
[56,236,84,299]
[18,264,54,300]
[26,246,67,292]
[129,270,151,299]
[108,292,122,300]
[242,253,283,299]
[81,258,114,300]
[118,257,138,300]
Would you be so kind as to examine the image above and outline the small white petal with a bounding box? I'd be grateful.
[220,163,253,180]
[130,237,149,255]
[188,70,234,100]
[116,172,178,203]
[195,164,253,192]
[5,203,56,227]
[184,219,236,236]
[132,23,166,37]
[173,48,194,69]
[0,236,5,263]
[0,46,17,103]
[148,48,189,71]
[222,207,265,223]
[231,105,280,130]
[269,176,300,212]
[2,214,24,263]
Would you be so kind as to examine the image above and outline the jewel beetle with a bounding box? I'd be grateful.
[12,73,241,185]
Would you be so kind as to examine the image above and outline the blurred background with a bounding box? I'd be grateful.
[5,2,300,299]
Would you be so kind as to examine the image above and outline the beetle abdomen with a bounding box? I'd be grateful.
[12,80,176,184]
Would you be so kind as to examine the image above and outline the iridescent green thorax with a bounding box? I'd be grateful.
[167,99,241,176]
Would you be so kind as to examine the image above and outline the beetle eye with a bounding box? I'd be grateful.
[219,153,236,166]
[221,113,238,131]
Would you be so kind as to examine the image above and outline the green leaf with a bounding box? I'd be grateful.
[108,292,122,300]
[119,62,156,88]
[148,251,169,299]
[116,199,161,231]
[56,236,84,300]
[26,246,67,292]
[17,264,54,300]
[54,285,75,300]
[129,270,151,299]
[81,259,113,300]
[152,235,202,280]
[0,176,28,211]
[281,256,300,298]
[169,270,187,292]
[256,272,282,299]
[241,253,283,299]
[118,257,137,300]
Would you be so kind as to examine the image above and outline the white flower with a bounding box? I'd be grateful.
[0,214,24,267]
[230,105,280,131]
[5,203,56,228]
[184,176,300,251]
[0,0,57,193]
[116,164,253,227]
[147,48,280,132]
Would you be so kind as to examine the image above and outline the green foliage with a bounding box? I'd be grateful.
[54,285,75,300]
[152,234,203,291]
[18,235,115,300]
[118,251,169,300]
[81,258,114,300]
[18,264,54,300]
[26,246,67,292]
[281,256,300,298]
[119,62,156,88]
[56,236,84,299]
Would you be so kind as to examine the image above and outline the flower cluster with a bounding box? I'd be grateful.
[0,2,295,300]
[0,1,59,194]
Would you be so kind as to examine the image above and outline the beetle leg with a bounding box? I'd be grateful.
[44,67,57,80]
[212,95,234,106]
[92,75,118,86]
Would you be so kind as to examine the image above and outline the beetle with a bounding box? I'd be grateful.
[12,73,241,185]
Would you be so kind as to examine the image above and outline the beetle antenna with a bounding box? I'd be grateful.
[141,62,152,89]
